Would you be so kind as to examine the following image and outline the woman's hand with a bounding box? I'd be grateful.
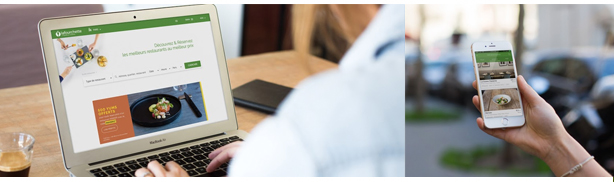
[472,75,567,159]
[134,161,189,177]
[133,141,242,177]
[60,66,73,78]
[58,38,68,50]
[89,42,97,51]
[472,75,611,177]
[207,141,242,173]
[89,34,100,51]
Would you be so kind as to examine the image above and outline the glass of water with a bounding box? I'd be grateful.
[91,49,100,57]
[63,54,71,63]
[76,38,83,48]
[173,84,187,92]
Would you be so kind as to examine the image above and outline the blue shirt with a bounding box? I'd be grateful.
[229,4,405,176]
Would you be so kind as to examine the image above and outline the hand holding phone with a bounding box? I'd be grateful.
[471,41,524,128]
[471,75,565,159]
[471,76,611,177]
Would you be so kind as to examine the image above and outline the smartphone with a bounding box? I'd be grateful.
[471,41,525,129]
[232,79,293,114]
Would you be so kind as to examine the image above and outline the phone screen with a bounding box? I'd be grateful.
[475,50,523,119]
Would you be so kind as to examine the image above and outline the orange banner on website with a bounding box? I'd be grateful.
[92,95,135,144]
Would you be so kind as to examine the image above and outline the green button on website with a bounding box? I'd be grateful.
[185,61,201,69]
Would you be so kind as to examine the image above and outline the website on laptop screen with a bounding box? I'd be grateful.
[50,14,228,153]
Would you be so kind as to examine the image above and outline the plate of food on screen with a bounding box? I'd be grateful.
[71,46,93,68]
[130,94,182,127]
[492,94,511,106]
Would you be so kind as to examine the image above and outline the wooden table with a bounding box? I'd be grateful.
[482,88,521,111]
[0,51,337,177]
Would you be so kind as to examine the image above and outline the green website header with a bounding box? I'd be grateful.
[51,14,210,39]
[475,50,513,63]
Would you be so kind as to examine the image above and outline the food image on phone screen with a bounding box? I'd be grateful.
[475,50,523,119]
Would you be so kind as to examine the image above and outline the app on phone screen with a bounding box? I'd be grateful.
[475,50,523,119]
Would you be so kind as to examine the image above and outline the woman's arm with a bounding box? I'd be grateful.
[543,134,609,177]
[472,75,611,177]
[89,34,100,51]
[57,38,68,50]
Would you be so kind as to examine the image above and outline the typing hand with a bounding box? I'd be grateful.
[206,141,242,173]
[135,161,189,177]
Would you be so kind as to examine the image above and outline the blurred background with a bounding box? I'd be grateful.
[0,4,346,89]
[405,4,614,176]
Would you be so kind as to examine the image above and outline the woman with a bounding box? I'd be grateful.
[471,76,612,177]
[135,4,404,177]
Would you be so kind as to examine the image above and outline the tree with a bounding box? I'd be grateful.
[413,4,426,114]
[501,4,525,167]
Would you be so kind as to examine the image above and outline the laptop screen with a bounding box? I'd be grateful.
[50,14,228,153]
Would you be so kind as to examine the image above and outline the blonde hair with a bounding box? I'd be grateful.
[292,5,379,73]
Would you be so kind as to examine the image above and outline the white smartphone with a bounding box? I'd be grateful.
[471,41,525,129]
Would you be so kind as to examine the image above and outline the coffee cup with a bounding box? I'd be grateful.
[0,133,35,177]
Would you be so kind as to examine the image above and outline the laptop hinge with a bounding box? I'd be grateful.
[88,132,226,166]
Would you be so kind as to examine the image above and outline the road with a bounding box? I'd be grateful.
[405,99,547,176]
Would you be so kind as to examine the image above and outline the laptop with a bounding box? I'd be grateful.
[38,4,247,177]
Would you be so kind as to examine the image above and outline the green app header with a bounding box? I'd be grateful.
[52,14,210,39]
[475,50,513,63]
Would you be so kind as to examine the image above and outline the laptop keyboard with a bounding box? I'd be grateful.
[89,136,243,177]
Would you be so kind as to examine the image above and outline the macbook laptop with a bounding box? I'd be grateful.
[38,4,247,177]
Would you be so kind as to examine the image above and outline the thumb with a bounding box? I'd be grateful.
[517,75,544,107]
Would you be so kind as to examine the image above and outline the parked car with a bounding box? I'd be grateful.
[560,75,614,174]
[523,48,614,116]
